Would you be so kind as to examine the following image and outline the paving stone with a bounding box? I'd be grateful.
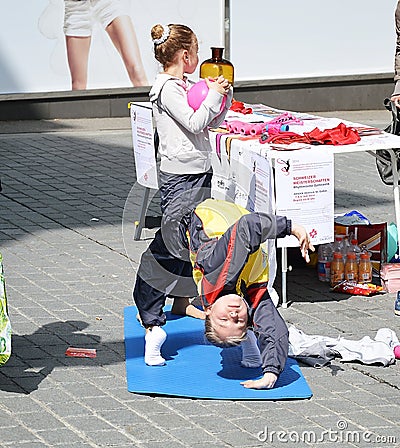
[1,114,399,447]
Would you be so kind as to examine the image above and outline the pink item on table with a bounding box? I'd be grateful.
[249,123,267,135]
[268,112,303,126]
[239,123,255,135]
[265,123,289,134]
[231,121,243,133]
[226,121,240,133]
[225,121,289,136]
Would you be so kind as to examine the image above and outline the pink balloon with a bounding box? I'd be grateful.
[187,80,227,112]
[187,80,208,111]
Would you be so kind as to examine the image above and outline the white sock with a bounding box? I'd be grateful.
[144,326,167,366]
[241,329,262,368]
[136,313,143,326]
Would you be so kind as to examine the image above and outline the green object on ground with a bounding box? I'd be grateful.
[0,253,11,366]
[387,222,398,261]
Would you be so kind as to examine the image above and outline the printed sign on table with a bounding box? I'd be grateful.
[274,148,334,247]
[130,102,158,189]
[230,144,273,213]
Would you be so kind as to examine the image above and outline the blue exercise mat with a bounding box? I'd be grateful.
[124,306,312,400]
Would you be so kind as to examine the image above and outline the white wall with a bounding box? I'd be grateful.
[0,0,224,94]
[0,0,397,94]
[231,0,397,80]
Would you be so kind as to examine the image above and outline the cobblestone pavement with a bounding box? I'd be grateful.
[0,111,399,447]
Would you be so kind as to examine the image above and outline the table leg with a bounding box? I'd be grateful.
[389,149,400,255]
[134,187,150,241]
[281,246,288,308]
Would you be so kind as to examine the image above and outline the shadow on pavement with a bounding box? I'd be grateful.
[0,320,125,395]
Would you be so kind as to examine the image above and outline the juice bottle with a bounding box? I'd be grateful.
[358,252,372,283]
[330,252,345,287]
[344,252,358,283]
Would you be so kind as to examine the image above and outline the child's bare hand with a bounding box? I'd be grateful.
[171,298,205,320]
[240,372,277,389]
[291,223,315,263]
[205,76,230,96]
[392,94,400,109]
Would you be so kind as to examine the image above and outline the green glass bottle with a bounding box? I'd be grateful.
[200,47,234,84]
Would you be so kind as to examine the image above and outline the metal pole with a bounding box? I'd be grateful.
[224,0,230,59]
[281,247,288,308]
[134,187,150,241]
[389,149,400,256]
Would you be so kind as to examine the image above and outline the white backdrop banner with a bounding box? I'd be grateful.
[231,0,397,80]
[0,0,224,94]
[0,1,396,95]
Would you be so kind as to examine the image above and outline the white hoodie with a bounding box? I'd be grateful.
[149,73,232,174]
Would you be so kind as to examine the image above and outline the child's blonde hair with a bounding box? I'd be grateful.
[204,315,248,348]
[151,24,196,69]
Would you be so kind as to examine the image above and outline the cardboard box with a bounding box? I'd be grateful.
[334,223,387,281]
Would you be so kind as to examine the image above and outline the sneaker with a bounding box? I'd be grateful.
[395,291,400,316]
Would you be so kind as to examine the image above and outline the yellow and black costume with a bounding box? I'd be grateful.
[188,199,291,376]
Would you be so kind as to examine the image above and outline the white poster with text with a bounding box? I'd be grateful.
[130,103,158,189]
[274,149,334,247]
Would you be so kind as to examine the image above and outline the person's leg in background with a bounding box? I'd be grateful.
[63,0,92,90]
[106,15,149,86]
[65,36,91,90]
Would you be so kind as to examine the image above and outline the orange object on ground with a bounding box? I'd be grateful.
[65,347,97,358]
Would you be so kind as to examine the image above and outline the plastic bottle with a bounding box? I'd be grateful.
[317,243,333,282]
[342,236,351,259]
[358,252,372,283]
[333,236,347,262]
[348,238,362,263]
[344,252,358,283]
[330,252,345,287]
[333,236,343,252]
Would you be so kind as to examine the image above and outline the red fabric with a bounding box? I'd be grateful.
[246,284,268,310]
[199,222,239,307]
[229,100,253,114]
[262,122,360,146]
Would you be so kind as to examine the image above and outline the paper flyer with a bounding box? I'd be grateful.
[274,149,334,247]
[130,103,158,189]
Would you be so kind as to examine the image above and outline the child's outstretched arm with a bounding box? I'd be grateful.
[291,223,315,263]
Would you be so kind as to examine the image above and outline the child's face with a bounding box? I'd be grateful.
[206,294,248,341]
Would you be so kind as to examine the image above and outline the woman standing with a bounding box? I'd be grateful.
[63,0,148,89]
